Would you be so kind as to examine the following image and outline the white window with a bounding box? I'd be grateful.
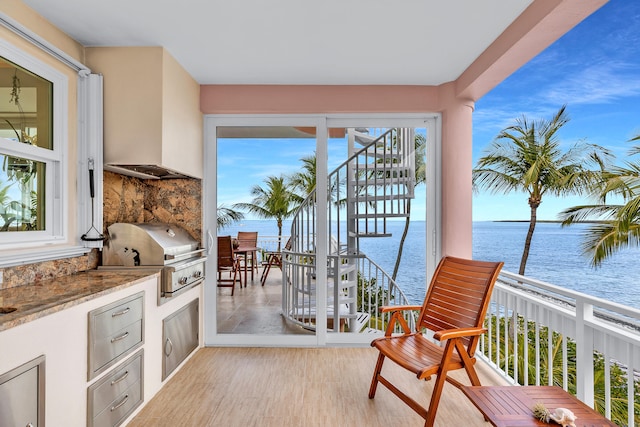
[0,39,68,249]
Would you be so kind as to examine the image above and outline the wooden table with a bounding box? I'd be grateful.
[462,386,617,427]
[234,246,259,285]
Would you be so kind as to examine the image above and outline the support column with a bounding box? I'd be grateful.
[440,85,475,258]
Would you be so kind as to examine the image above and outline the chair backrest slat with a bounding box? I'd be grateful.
[237,231,258,247]
[218,236,235,268]
[418,256,503,355]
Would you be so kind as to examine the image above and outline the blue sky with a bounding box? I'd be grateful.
[472,0,640,221]
[218,0,640,222]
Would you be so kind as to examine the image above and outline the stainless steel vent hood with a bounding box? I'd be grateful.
[104,164,197,180]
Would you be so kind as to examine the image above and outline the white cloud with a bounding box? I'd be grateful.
[542,62,640,106]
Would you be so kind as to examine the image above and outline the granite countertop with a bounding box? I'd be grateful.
[0,270,160,332]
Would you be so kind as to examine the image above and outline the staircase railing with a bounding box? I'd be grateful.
[283,127,416,332]
[282,249,416,332]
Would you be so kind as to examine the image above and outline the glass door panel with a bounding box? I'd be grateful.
[215,126,317,336]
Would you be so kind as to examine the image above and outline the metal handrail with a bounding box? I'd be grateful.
[282,248,415,333]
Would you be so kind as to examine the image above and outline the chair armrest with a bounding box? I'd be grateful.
[379,305,422,313]
[433,327,487,341]
[378,305,422,336]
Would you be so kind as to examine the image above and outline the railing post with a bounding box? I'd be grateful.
[575,297,594,406]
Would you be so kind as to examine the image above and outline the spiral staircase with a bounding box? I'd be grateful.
[282,128,418,333]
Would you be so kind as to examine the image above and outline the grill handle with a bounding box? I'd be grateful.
[164,248,205,262]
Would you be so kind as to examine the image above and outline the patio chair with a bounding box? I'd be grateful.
[368,256,503,427]
[217,235,241,295]
[260,237,291,286]
[236,231,259,281]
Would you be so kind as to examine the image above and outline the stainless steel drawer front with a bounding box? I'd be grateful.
[92,320,143,374]
[88,292,145,380]
[92,297,143,340]
[88,349,143,427]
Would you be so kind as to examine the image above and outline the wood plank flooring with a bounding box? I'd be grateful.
[127,347,505,426]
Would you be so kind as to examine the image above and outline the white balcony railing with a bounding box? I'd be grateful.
[480,270,640,427]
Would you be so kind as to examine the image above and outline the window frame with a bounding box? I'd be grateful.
[0,38,68,249]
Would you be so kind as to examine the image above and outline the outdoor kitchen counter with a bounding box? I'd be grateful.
[0,269,160,332]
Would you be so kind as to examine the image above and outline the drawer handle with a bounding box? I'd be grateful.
[112,307,131,317]
[110,394,129,412]
[164,338,173,356]
[111,331,129,343]
[111,370,129,386]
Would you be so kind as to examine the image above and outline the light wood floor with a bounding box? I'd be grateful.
[127,347,505,426]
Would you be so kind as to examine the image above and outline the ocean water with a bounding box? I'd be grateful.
[219,220,640,309]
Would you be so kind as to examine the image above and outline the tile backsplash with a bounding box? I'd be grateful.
[103,171,202,241]
[1,249,100,290]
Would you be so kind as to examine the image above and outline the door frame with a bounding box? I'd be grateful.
[203,113,441,347]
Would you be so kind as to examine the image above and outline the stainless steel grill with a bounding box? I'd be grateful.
[102,223,206,302]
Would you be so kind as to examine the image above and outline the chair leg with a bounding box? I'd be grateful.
[368,353,386,398]
[260,263,270,286]
[423,339,458,427]
[260,255,273,286]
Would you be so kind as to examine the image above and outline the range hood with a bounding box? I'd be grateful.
[88,47,203,181]
[105,164,196,180]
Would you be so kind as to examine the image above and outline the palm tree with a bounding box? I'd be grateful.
[289,154,316,201]
[233,175,298,251]
[216,205,244,231]
[473,105,610,275]
[559,133,640,266]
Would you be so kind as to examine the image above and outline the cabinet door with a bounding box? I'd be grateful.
[162,298,198,380]
[0,355,45,427]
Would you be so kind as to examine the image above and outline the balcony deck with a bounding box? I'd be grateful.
[133,265,509,426]
[216,264,311,334]
[127,346,507,426]
[206,256,639,426]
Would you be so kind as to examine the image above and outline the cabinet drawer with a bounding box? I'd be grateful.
[90,293,143,340]
[91,319,143,374]
[89,350,143,418]
[88,351,143,427]
[89,292,145,379]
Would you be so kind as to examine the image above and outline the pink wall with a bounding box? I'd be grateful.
[200,85,441,114]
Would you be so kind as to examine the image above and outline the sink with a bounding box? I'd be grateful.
[0,306,17,314]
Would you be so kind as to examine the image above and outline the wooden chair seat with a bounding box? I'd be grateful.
[368,256,503,427]
[371,333,464,378]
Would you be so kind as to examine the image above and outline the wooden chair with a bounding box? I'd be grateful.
[368,256,503,427]
[217,235,241,295]
[260,237,291,286]
[236,231,259,280]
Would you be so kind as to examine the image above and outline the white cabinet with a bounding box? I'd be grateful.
[0,275,202,426]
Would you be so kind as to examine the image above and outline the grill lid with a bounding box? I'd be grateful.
[104,223,200,266]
